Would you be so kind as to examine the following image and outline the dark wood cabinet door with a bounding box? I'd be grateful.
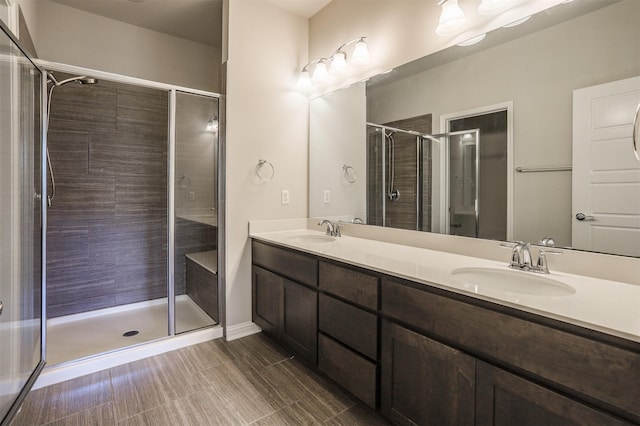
[475,361,629,426]
[318,334,377,409]
[282,278,318,365]
[252,266,283,337]
[380,320,475,426]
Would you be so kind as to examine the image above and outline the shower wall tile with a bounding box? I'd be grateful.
[48,176,116,225]
[46,262,116,316]
[117,89,168,138]
[46,224,89,269]
[115,263,168,305]
[88,221,119,265]
[47,130,89,176]
[90,131,166,177]
[115,175,167,219]
[47,78,168,318]
[49,85,117,133]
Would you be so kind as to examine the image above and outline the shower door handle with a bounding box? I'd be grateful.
[0,300,3,316]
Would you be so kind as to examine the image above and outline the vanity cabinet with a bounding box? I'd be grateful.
[380,320,475,425]
[475,361,628,426]
[251,242,318,364]
[381,276,639,425]
[251,238,639,425]
[317,261,380,408]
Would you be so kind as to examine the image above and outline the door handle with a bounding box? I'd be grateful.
[634,102,640,161]
[0,300,3,316]
[575,213,596,221]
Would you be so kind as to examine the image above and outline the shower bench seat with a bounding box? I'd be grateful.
[184,250,218,322]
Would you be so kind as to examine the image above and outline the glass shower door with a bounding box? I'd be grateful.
[0,20,45,424]
[447,130,480,237]
[172,91,220,334]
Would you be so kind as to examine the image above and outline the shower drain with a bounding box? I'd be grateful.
[123,330,139,337]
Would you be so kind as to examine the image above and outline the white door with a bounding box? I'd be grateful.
[572,76,640,256]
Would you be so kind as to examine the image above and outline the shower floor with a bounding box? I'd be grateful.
[46,295,216,365]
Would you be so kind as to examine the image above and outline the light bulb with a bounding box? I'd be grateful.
[477,0,516,15]
[351,39,370,65]
[436,0,466,37]
[205,118,218,132]
[331,51,348,73]
[297,69,312,91]
[313,61,329,82]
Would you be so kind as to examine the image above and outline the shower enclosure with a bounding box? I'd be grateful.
[43,69,221,364]
[366,122,434,231]
[0,19,45,424]
[367,121,485,237]
[1,16,222,423]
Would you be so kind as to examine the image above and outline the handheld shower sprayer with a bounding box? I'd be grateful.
[45,72,98,206]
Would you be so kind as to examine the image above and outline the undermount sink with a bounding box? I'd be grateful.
[451,267,576,297]
[284,234,336,244]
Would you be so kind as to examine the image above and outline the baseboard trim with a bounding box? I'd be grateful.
[34,326,223,389]
[225,321,262,341]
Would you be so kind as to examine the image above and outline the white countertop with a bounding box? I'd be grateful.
[250,228,640,343]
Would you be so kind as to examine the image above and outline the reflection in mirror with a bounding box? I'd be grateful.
[309,0,640,257]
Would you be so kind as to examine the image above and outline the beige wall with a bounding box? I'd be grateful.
[308,0,565,96]
[367,0,640,246]
[309,82,366,222]
[225,0,309,328]
[19,0,220,92]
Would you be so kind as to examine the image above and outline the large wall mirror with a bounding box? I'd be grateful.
[309,0,640,258]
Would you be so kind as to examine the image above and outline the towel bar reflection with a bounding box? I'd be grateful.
[256,159,275,181]
[343,164,357,183]
[515,166,572,173]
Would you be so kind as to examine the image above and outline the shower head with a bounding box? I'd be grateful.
[47,72,98,87]
[77,77,98,85]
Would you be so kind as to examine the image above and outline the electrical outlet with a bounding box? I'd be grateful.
[323,190,331,204]
[189,191,195,201]
[281,189,290,205]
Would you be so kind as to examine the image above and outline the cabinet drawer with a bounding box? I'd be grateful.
[252,240,317,287]
[382,278,640,420]
[319,261,378,309]
[318,334,377,409]
[319,294,377,360]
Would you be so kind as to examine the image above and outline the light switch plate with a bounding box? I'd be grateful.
[281,190,290,205]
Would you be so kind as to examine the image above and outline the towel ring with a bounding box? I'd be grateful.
[343,164,357,183]
[178,173,191,188]
[256,159,275,181]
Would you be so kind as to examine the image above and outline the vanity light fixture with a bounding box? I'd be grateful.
[205,117,218,132]
[457,33,486,46]
[313,60,329,82]
[503,15,530,27]
[436,0,466,37]
[477,0,517,15]
[298,37,370,90]
[350,37,371,65]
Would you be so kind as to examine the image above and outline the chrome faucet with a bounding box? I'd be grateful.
[510,242,533,270]
[507,241,559,274]
[318,219,341,237]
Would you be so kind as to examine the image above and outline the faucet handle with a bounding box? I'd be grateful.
[534,248,562,274]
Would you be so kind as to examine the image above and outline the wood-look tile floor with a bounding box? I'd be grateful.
[11,333,390,426]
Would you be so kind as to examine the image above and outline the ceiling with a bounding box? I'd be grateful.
[51,0,331,49]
